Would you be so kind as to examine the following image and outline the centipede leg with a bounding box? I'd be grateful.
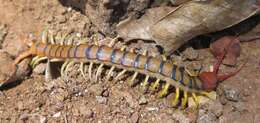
[192,93,199,108]
[31,56,48,68]
[95,63,104,82]
[141,75,150,93]
[181,91,188,108]
[172,87,180,106]
[105,66,115,82]
[88,62,94,80]
[61,61,69,77]
[114,69,127,82]
[129,72,138,86]
[49,30,55,44]
[80,62,87,81]
[151,78,160,91]
[64,61,75,78]
[41,28,48,43]
[158,83,170,97]
[45,59,53,81]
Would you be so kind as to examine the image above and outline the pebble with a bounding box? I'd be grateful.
[145,107,159,111]
[96,96,107,104]
[33,63,46,75]
[172,110,190,123]
[138,95,148,105]
[53,112,61,118]
[182,47,199,60]
[0,24,7,46]
[208,101,223,117]
[197,109,217,123]
[89,84,104,96]
[130,112,139,123]
[224,87,240,102]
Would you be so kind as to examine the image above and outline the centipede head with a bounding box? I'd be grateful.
[198,53,246,91]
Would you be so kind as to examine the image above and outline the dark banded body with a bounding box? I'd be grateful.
[33,42,203,92]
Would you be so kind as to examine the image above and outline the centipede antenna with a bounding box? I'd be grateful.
[181,91,188,108]
[158,83,170,97]
[95,63,104,82]
[151,78,160,91]
[129,71,138,86]
[114,69,127,82]
[172,87,180,106]
[88,62,94,80]
[105,66,115,82]
[192,93,199,108]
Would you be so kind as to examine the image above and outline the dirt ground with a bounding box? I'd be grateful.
[0,0,259,123]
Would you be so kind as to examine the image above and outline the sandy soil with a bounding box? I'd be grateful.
[0,0,259,123]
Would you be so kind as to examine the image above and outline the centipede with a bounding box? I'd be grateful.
[13,31,245,108]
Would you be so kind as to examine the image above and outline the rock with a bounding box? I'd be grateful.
[145,107,159,112]
[197,109,217,123]
[208,101,223,117]
[0,24,8,48]
[89,84,104,96]
[172,110,190,123]
[138,95,148,105]
[130,112,139,123]
[224,87,240,102]
[0,51,30,86]
[53,112,61,118]
[33,63,46,75]
[182,47,199,60]
[96,96,107,104]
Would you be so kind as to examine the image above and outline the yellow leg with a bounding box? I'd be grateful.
[129,72,138,86]
[151,78,160,91]
[181,91,188,109]
[172,88,180,106]
[158,83,170,97]
[192,93,199,108]
[141,75,150,92]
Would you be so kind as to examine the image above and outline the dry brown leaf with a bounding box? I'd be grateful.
[151,0,259,55]
[117,0,259,55]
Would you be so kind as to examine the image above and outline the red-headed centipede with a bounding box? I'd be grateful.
[13,33,245,108]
